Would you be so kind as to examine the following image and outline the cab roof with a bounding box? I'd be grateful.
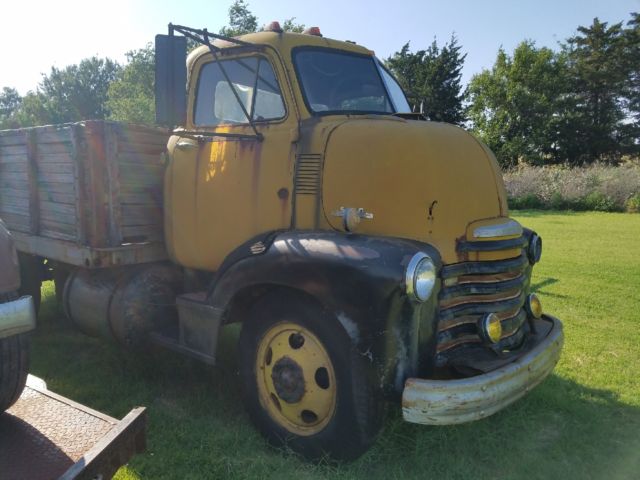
[187,31,374,69]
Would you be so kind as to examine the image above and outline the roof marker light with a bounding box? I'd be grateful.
[265,21,283,33]
[303,27,323,37]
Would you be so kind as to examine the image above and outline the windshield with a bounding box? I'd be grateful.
[376,60,411,113]
[294,49,396,115]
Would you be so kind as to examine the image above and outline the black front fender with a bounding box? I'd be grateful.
[209,231,441,395]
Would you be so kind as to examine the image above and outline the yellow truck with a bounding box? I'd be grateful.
[0,23,563,460]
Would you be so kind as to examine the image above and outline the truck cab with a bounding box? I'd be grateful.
[152,24,563,460]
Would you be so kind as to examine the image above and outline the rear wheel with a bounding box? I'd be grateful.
[239,293,384,461]
[0,292,30,412]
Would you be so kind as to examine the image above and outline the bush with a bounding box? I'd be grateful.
[503,162,640,212]
[626,194,640,213]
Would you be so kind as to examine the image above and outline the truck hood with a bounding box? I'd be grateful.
[321,117,509,264]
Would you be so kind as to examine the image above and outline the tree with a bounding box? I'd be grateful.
[622,12,640,154]
[468,42,573,167]
[107,45,155,125]
[564,18,628,162]
[219,0,258,37]
[0,87,22,129]
[386,36,467,125]
[38,57,121,123]
[282,17,305,33]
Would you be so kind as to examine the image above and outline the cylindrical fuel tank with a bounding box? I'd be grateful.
[63,264,182,347]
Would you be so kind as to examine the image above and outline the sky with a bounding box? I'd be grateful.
[1,0,638,95]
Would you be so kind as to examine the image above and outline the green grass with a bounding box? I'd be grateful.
[30,211,640,479]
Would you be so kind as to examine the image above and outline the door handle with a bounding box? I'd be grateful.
[176,141,198,151]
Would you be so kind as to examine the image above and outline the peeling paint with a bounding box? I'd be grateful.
[337,312,359,342]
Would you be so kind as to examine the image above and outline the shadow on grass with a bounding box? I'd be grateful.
[29,292,640,479]
[530,277,569,299]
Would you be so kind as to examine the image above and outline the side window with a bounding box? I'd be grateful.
[194,57,286,125]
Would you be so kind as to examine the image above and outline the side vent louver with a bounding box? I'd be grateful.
[294,154,322,195]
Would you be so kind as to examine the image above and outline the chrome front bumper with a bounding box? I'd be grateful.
[0,296,36,340]
[402,315,563,425]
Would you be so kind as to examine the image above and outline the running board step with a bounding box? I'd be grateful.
[150,292,223,365]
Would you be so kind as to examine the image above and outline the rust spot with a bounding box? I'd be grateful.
[277,187,289,200]
[278,188,290,226]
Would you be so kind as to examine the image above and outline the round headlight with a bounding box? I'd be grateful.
[406,253,436,302]
[525,293,543,319]
[528,233,542,264]
[479,313,503,344]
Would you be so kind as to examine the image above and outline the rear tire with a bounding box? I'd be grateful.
[239,293,384,461]
[0,292,30,412]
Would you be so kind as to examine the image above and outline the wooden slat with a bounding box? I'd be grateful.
[0,145,27,156]
[119,170,163,187]
[0,179,28,190]
[0,162,28,173]
[121,224,163,242]
[34,130,73,144]
[37,153,74,164]
[0,132,26,146]
[37,181,76,194]
[118,153,164,165]
[121,205,162,226]
[115,129,168,146]
[38,163,74,174]
[26,129,39,234]
[0,170,28,182]
[36,172,75,184]
[39,201,77,217]
[0,212,31,232]
[0,194,28,209]
[40,218,77,235]
[0,188,29,200]
[0,153,29,164]
[119,191,162,205]
[39,191,76,204]
[40,209,77,227]
[118,162,164,177]
[118,142,165,154]
[36,143,74,155]
[0,203,29,215]
[39,228,77,242]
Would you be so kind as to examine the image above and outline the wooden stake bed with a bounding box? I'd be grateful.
[0,121,170,268]
[0,377,146,480]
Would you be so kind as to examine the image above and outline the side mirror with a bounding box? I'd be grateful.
[155,34,187,127]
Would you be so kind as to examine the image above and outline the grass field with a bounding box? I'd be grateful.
[29,211,640,479]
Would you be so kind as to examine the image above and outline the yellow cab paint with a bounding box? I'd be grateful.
[164,30,517,270]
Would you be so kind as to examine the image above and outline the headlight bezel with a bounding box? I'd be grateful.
[528,233,543,264]
[479,312,503,344]
[405,252,437,302]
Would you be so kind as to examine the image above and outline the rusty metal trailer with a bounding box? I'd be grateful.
[0,376,146,480]
[0,121,169,269]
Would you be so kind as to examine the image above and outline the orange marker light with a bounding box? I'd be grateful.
[303,27,322,37]
[265,21,283,33]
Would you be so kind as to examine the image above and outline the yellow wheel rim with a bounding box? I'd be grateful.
[255,321,337,436]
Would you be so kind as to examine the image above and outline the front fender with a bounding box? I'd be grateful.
[209,231,442,395]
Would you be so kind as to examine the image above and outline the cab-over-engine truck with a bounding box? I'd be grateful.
[0,24,564,460]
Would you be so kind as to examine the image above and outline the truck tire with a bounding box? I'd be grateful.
[0,293,30,412]
[18,253,42,315]
[238,293,384,461]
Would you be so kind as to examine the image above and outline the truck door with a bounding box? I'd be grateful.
[165,52,297,271]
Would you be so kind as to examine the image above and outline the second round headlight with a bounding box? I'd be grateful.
[406,253,436,302]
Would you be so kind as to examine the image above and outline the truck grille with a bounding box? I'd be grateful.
[435,235,532,367]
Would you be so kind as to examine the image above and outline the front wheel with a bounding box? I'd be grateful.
[239,294,384,461]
